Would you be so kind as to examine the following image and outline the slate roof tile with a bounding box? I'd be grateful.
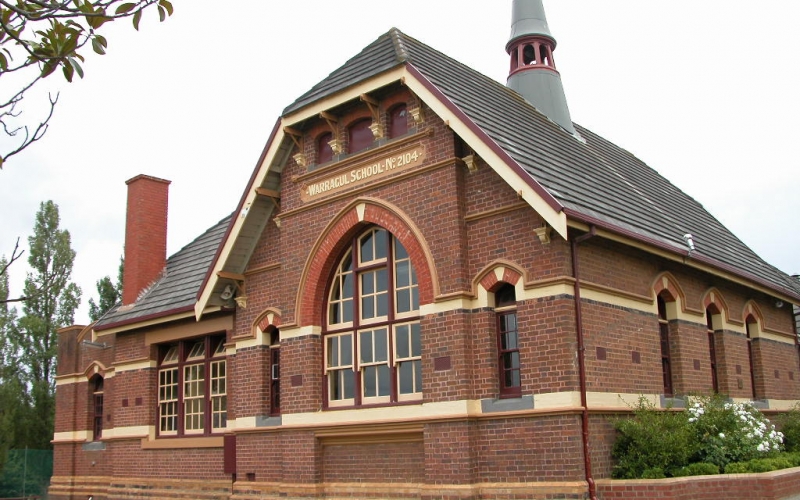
[95,214,232,329]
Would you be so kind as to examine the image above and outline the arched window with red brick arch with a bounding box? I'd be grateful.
[324,226,421,408]
[90,374,104,440]
[706,305,721,393]
[745,315,760,399]
[658,293,676,396]
[494,282,520,398]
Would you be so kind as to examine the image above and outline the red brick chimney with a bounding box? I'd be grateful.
[122,175,171,305]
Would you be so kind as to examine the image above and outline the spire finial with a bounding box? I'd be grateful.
[506,0,575,135]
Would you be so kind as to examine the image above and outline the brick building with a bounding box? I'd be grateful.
[50,1,800,499]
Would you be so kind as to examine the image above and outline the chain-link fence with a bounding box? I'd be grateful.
[0,448,52,499]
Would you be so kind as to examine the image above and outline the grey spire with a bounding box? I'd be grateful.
[506,0,575,135]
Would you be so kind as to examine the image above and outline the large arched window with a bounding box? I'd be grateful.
[324,227,421,407]
[348,118,373,154]
[495,283,520,398]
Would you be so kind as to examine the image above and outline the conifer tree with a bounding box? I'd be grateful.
[9,200,81,450]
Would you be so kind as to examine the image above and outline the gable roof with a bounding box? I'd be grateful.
[94,214,232,332]
[281,28,799,301]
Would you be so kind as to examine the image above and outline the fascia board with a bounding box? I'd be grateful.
[194,125,287,320]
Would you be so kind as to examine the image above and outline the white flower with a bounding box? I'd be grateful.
[719,433,725,439]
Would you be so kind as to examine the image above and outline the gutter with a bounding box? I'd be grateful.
[571,225,597,500]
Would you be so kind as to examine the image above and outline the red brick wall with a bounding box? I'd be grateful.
[473,415,585,482]
[109,440,227,480]
[229,345,270,420]
[582,302,662,394]
[596,467,800,499]
[322,441,425,483]
[520,297,580,394]
[756,338,800,400]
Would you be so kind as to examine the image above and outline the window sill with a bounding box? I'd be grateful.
[140,436,223,449]
[323,399,423,411]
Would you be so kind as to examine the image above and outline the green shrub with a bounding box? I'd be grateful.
[783,452,800,467]
[724,457,794,474]
[670,462,720,477]
[612,397,694,479]
[641,467,666,479]
[778,405,800,452]
[724,462,750,474]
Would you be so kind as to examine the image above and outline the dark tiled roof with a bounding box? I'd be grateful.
[95,214,232,329]
[284,28,799,300]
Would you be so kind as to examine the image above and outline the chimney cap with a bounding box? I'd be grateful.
[507,0,555,51]
[125,174,172,186]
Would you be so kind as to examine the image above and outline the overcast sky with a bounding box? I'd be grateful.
[1,1,798,324]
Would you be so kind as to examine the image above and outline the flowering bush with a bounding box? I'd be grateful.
[687,395,783,468]
[612,395,785,478]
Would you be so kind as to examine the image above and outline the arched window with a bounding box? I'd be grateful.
[706,306,720,393]
[388,104,408,138]
[746,316,759,399]
[324,227,421,407]
[269,328,281,416]
[90,375,104,440]
[495,283,520,398]
[317,132,334,165]
[348,118,373,154]
[658,294,675,396]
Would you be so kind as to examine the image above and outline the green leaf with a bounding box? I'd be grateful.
[68,57,84,79]
[132,9,141,30]
[91,37,106,55]
[62,60,74,82]
[0,52,6,71]
[115,2,136,15]
[0,154,4,169]
[159,0,174,16]
[41,60,58,78]
[158,5,165,22]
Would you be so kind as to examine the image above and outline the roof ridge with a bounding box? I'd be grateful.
[388,27,409,63]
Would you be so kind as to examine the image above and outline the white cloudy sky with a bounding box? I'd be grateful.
[1,1,798,324]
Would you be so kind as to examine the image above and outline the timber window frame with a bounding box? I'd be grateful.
[495,283,521,398]
[157,335,227,437]
[323,227,421,408]
[658,294,675,397]
[91,375,104,440]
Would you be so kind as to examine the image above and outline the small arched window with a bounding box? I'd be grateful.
[746,316,760,399]
[389,104,408,138]
[91,375,104,440]
[706,306,720,393]
[658,294,675,396]
[348,118,373,154]
[495,283,520,398]
[317,132,333,165]
[269,327,281,416]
